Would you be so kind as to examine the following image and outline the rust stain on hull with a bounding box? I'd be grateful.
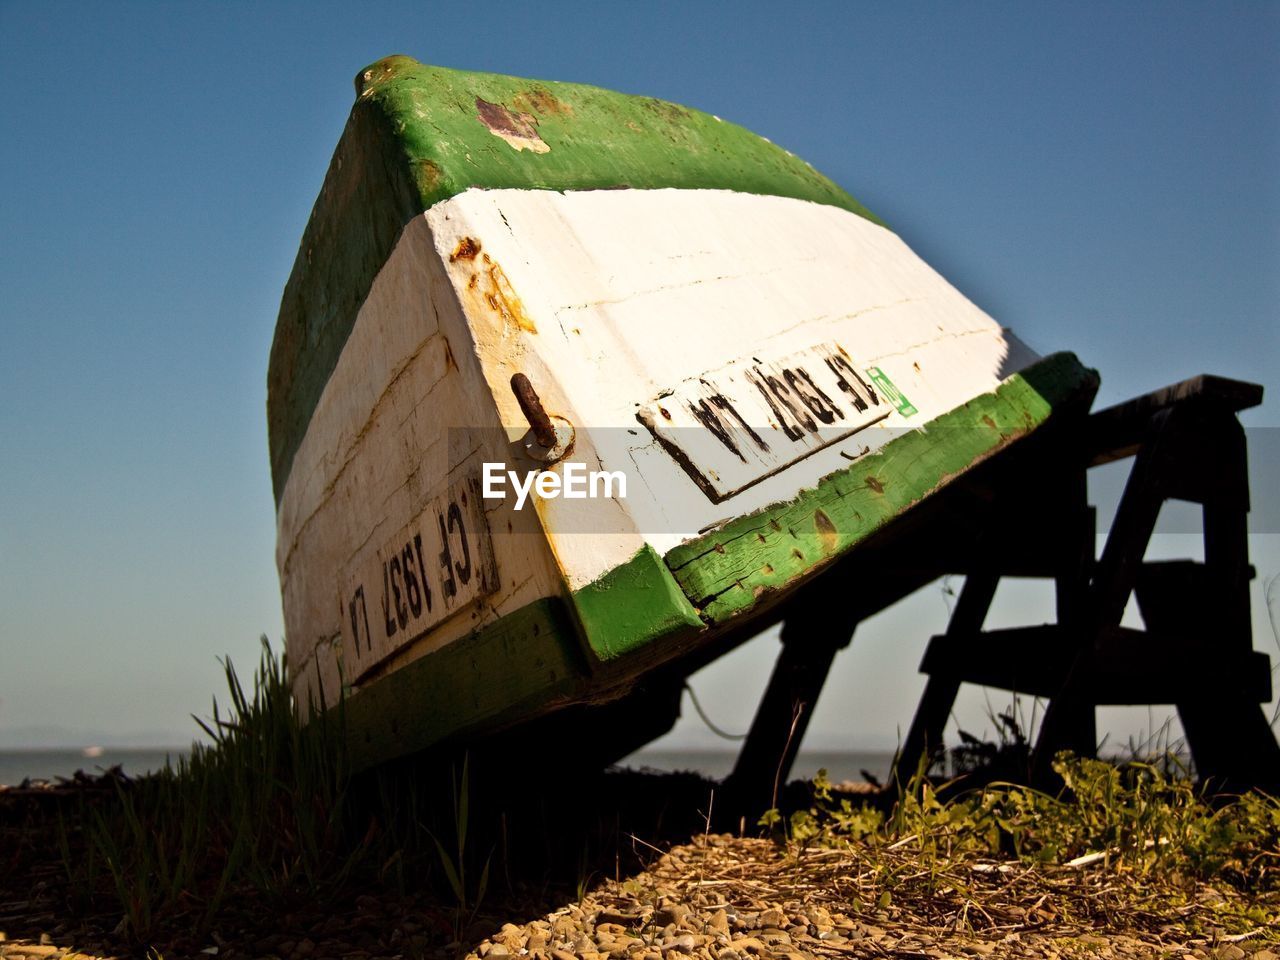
[813,508,838,554]
[512,88,574,118]
[450,236,482,262]
[459,250,538,335]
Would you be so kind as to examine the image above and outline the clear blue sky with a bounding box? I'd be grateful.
[1,2,1276,751]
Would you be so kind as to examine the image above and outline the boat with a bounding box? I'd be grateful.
[268,56,1097,772]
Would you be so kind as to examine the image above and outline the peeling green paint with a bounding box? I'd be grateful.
[268,55,882,502]
[665,353,1098,624]
[569,544,705,661]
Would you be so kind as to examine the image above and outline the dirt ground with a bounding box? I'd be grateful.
[2,770,1275,960]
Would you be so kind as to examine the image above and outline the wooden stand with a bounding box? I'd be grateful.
[725,373,1277,812]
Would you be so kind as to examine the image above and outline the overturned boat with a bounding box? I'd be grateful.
[268,56,1097,772]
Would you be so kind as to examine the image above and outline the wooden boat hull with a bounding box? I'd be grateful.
[268,57,1096,768]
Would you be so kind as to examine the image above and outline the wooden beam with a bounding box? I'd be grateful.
[724,580,861,817]
[1088,374,1262,466]
[895,570,1000,781]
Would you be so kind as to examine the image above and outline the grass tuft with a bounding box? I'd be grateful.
[58,639,417,943]
[763,753,1280,936]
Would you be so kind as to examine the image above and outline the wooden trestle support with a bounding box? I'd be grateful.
[724,374,1279,812]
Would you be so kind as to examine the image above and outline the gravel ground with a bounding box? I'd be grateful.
[3,831,1276,960]
[451,835,1277,960]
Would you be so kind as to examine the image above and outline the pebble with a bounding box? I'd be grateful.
[652,906,689,928]
[663,934,696,954]
[756,910,784,929]
[598,910,645,927]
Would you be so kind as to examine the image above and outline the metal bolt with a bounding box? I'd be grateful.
[510,372,557,448]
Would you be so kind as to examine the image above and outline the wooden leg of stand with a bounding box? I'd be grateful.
[725,586,859,817]
[896,571,1000,782]
[1201,417,1252,653]
[1178,698,1280,790]
[1033,490,1099,779]
[1184,416,1280,786]
[1031,682,1096,787]
[1035,413,1178,780]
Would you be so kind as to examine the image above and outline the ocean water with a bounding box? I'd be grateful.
[0,748,187,786]
[621,748,895,784]
[0,747,893,788]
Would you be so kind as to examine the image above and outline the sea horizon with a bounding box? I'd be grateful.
[0,747,189,786]
[0,745,898,788]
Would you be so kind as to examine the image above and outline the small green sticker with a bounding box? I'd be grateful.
[866,366,917,418]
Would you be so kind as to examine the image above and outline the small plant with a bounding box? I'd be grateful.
[948,703,1035,779]
[60,639,381,943]
[428,753,492,933]
[760,752,1280,934]
[760,769,881,848]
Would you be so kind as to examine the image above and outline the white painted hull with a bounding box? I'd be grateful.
[278,186,1036,712]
